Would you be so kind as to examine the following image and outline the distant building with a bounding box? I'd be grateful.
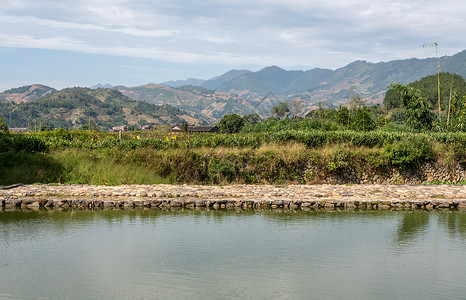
[112,125,127,132]
[9,128,29,133]
[142,125,156,131]
[171,125,218,133]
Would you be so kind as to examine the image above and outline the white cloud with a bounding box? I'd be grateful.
[0,0,465,72]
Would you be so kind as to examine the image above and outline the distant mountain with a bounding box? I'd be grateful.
[2,50,465,124]
[213,50,466,106]
[116,50,466,122]
[115,84,256,123]
[0,84,56,103]
[91,83,114,89]
[161,78,205,88]
[217,66,305,95]
[0,87,200,130]
[201,69,252,90]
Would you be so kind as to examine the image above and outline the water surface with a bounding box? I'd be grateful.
[1,208,466,299]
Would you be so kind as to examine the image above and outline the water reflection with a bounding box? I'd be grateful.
[4,207,466,247]
[392,210,466,249]
[394,211,431,247]
[2,208,466,299]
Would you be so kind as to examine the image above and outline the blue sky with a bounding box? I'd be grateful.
[1,0,465,91]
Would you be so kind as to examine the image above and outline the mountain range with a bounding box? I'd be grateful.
[1,50,465,127]
[163,50,466,104]
[123,50,466,120]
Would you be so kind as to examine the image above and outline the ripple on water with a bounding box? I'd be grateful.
[2,209,466,299]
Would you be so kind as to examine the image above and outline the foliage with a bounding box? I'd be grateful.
[243,113,261,125]
[384,138,434,168]
[0,152,63,185]
[0,117,9,134]
[0,133,48,153]
[5,128,466,185]
[349,107,376,131]
[449,94,466,131]
[217,114,245,133]
[384,73,466,110]
[271,102,290,119]
[336,106,350,127]
[0,87,189,130]
[391,83,435,131]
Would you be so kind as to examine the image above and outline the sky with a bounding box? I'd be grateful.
[0,0,465,91]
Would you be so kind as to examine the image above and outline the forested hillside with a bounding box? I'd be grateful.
[384,72,466,110]
[0,87,198,130]
[0,84,56,103]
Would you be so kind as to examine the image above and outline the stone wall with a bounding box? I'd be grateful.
[306,162,466,185]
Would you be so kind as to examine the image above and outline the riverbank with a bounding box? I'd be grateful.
[2,184,466,210]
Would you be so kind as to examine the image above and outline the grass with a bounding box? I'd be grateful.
[51,149,172,185]
[0,152,62,185]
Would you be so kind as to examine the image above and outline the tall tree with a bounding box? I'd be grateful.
[291,99,305,118]
[271,102,290,119]
[217,114,245,133]
[391,83,434,131]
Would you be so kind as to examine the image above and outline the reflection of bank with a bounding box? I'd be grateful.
[394,211,466,247]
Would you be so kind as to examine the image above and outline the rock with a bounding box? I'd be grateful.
[103,201,116,207]
[4,199,22,207]
[169,200,182,207]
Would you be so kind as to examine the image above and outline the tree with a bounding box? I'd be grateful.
[337,105,350,127]
[291,99,305,118]
[391,83,434,131]
[0,117,9,134]
[271,102,290,119]
[450,94,466,131]
[81,120,99,131]
[351,94,366,109]
[383,88,402,109]
[243,113,261,125]
[350,107,376,131]
[181,121,189,133]
[217,114,245,133]
[384,73,466,111]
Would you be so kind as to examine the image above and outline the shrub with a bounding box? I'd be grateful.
[384,138,434,168]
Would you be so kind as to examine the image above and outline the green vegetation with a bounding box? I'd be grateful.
[1,126,466,185]
[2,73,466,186]
[217,114,245,133]
[271,102,290,119]
[0,117,8,133]
[0,87,191,130]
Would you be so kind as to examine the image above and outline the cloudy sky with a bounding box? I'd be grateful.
[0,0,465,91]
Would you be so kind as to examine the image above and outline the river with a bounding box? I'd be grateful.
[1,208,466,299]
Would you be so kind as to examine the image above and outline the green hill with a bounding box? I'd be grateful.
[384,73,466,110]
[0,84,56,103]
[0,87,200,130]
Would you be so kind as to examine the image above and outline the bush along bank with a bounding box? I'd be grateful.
[37,143,466,185]
[2,130,466,185]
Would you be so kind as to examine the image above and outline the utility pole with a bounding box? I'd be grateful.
[347,86,354,127]
[447,74,453,128]
[423,42,441,117]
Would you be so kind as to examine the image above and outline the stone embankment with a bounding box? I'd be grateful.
[2,184,466,211]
